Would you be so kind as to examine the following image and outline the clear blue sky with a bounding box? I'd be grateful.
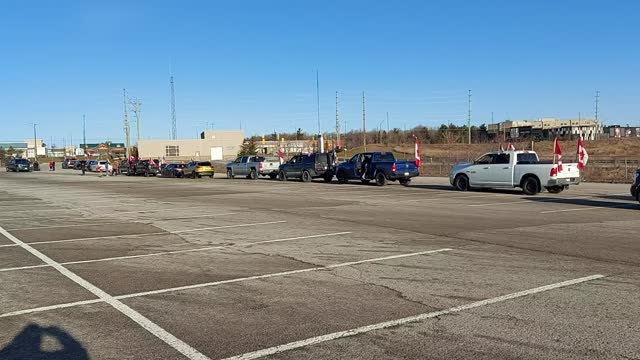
[1,0,639,145]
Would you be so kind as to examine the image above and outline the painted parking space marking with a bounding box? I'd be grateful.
[540,203,636,214]
[0,224,212,360]
[0,220,286,247]
[0,248,452,318]
[222,274,604,360]
[0,231,352,273]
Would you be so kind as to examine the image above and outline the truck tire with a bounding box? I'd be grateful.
[269,173,277,180]
[227,169,234,179]
[337,170,347,184]
[521,176,540,195]
[249,169,257,180]
[301,170,311,183]
[278,170,287,182]
[361,180,370,184]
[323,171,333,183]
[454,175,470,191]
[375,172,387,186]
[144,171,149,177]
[545,186,564,194]
[399,179,411,187]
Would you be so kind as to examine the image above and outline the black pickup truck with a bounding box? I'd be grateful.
[335,152,419,186]
[134,160,160,177]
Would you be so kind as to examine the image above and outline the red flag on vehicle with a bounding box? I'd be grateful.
[577,137,589,170]
[277,148,284,165]
[499,144,505,152]
[550,137,563,176]
[413,135,421,168]
[507,143,516,151]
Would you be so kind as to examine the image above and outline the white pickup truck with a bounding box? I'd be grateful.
[226,155,280,180]
[450,150,580,195]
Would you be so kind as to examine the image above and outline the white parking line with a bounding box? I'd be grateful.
[0,248,452,318]
[222,274,604,360]
[540,203,634,214]
[0,232,353,272]
[0,220,287,247]
[7,221,130,231]
[0,225,211,360]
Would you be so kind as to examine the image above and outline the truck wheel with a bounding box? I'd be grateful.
[278,170,287,181]
[375,172,387,186]
[227,169,234,179]
[269,173,277,180]
[144,171,149,177]
[337,170,347,184]
[301,170,311,183]
[399,179,411,187]
[248,169,257,180]
[454,175,470,191]
[545,186,564,194]
[522,176,540,195]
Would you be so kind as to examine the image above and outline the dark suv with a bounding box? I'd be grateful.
[278,152,334,182]
[6,158,32,172]
[118,160,136,176]
[631,168,640,203]
[62,158,77,169]
[135,160,159,177]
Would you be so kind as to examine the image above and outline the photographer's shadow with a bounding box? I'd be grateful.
[0,324,89,360]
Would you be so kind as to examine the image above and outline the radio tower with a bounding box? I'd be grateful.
[170,75,177,140]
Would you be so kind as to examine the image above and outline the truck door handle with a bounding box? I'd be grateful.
[468,171,476,174]
[482,167,490,170]
[503,167,510,169]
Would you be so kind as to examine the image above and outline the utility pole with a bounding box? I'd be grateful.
[82,115,86,156]
[362,91,367,151]
[129,97,142,143]
[33,123,37,160]
[467,89,472,144]
[595,90,600,123]
[386,112,390,133]
[335,91,340,148]
[123,88,131,159]
[316,70,321,135]
[170,76,177,140]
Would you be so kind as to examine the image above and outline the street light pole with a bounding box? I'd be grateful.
[33,123,37,160]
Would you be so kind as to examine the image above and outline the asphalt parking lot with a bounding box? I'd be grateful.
[0,169,639,359]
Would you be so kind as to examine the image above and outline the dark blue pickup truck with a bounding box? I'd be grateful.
[335,152,419,186]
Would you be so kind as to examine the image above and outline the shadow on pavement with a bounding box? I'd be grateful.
[593,194,635,201]
[0,324,89,360]
[526,196,638,210]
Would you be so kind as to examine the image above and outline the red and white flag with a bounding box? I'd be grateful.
[413,135,421,168]
[499,144,505,152]
[550,137,563,176]
[507,143,516,151]
[277,148,284,165]
[577,138,589,170]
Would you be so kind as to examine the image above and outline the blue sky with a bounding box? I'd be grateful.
[1,0,639,145]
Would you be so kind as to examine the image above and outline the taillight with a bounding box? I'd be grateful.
[391,163,396,172]
[259,162,263,169]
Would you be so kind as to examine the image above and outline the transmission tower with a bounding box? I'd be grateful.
[335,91,340,147]
[123,88,131,159]
[170,76,177,140]
[128,97,142,143]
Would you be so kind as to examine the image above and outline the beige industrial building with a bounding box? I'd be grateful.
[487,118,602,141]
[138,130,244,161]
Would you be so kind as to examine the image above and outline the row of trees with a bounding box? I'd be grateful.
[0,147,24,160]
[249,124,491,149]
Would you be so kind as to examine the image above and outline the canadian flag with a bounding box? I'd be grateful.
[550,137,563,176]
[413,135,421,168]
[277,148,284,165]
[499,144,505,152]
[577,137,589,170]
[507,143,516,151]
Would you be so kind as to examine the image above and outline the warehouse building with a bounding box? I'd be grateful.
[138,130,244,161]
[487,118,602,141]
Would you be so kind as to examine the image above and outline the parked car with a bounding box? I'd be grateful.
[134,160,160,177]
[278,152,335,183]
[85,160,98,172]
[450,150,581,195]
[335,152,419,186]
[161,163,185,178]
[73,160,87,170]
[5,158,32,172]
[117,160,134,175]
[91,160,110,172]
[226,155,280,180]
[630,168,640,203]
[183,161,215,178]
[62,158,77,169]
